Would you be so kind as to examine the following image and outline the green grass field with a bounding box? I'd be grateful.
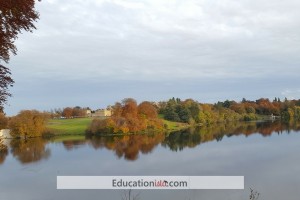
[46,116,189,136]
[159,114,189,131]
[47,118,93,135]
[162,119,189,131]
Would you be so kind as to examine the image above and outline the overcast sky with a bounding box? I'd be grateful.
[4,0,300,115]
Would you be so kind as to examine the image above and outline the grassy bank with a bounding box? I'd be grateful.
[162,119,190,131]
[47,117,189,136]
[158,114,190,131]
[47,118,93,135]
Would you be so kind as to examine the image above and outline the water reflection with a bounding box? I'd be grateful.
[86,133,165,160]
[0,121,300,165]
[0,140,8,164]
[9,138,51,164]
[63,140,86,151]
[162,121,300,151]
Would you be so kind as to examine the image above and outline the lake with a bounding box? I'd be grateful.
[1,121,300,200]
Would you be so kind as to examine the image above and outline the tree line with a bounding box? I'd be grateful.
[159,97,300,125]
[45,106,89,118]
[2,97,300,138]
[61,106,88,118]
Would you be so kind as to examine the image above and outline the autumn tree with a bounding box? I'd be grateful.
[138,101,157,119]
[62,107,73,118]
[0,0,40,110]
[72,106,86,117]
[87,98,164,135]
[244,102,256,114]
[112,102,122,118]
[122,98,138,119]
[121,98,140,132]
[0,112,8,129]
[8,110,48,138]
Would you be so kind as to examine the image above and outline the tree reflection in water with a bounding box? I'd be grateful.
[59,134,165,161]
[162,121,300,151]
[0,139,8,164]
[1,121,300,165]
[86,133,165,161]
[10,138,51,164]
[63,140,86,151]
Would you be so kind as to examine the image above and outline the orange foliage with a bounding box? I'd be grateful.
[138,101,158,119]
[87,98,164,135]
[62,107,73,118]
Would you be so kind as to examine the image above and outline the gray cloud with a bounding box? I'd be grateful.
[5,0,300,114]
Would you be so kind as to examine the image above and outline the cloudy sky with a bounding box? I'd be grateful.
[5,0,300,115]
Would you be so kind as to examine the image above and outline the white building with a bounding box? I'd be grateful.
[86,109,92,117]
[91,109,112,117]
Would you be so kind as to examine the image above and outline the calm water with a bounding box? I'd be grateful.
[1,121,300,200]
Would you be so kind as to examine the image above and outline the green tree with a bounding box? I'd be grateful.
[177,105,191,123]
[245,105,255,114]
[223,100,234,108]
[164,102,180,122]
[294,106,300,120]
[189,102,200,122]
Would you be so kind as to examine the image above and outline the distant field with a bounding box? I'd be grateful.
[47,118,93,135]
[47,116,188,136]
